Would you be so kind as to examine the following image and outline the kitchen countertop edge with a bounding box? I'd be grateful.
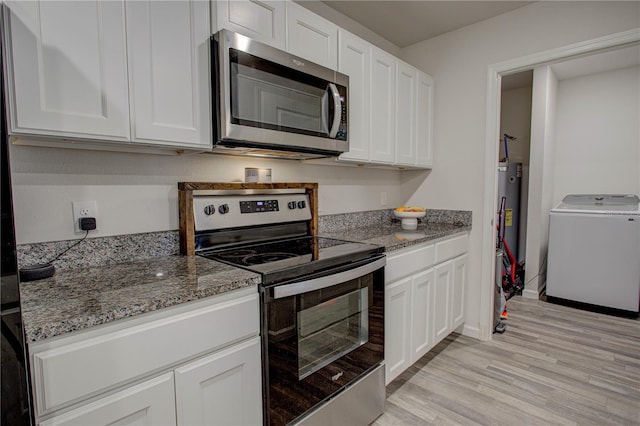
[20,256,261,343]
[21,222,470,344]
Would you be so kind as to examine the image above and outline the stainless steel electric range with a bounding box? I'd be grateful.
[186,186,386,426]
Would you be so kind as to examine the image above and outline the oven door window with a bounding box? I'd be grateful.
[229,49,337,138]
[265,264,384,425]
[297,286,368,379]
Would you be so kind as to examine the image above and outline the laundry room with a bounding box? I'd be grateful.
[497,44,640,315]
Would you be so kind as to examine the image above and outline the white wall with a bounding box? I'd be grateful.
[9,144,417,244]
[552,65,640,203]
[499,86,532,165]
[400,1,640,339]
[523,66,558,298]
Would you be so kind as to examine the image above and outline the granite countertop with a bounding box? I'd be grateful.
[20,256,260,343]
[321,221,471,253]
[20,220,470,344]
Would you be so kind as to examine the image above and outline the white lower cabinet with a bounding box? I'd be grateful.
[410,269,435,362]
[385,233,468,385]
[39,373,176,426]
[30,288,262,426]
[451,254,468,330]
[175,337,262,426]
[433,261,453,343]
[385,276,412,383]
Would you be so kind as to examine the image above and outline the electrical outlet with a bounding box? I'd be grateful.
[72,201,97,233]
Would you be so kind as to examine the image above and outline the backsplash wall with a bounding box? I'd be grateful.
[9,144,427,244]
[17,209,471,271]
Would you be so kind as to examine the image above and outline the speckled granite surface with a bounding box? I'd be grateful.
[20,256,260,343]
[318,208,471,234]
[19,208,471,343]
[17,231,180,272]
[321,222,470,253]
[319,208,471,252]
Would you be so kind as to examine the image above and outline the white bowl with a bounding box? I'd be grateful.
[393,211,426,219]
[394,210,426,230]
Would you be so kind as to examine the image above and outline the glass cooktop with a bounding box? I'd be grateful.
[199,236,384,285]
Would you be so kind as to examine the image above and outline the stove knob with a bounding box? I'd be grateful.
[204,204,215,216]
[297,200,306,209]
[288,201,297,210]
[218,204,229,214]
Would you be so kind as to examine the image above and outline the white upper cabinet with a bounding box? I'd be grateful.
[416,71,434,168]
[126,1,211,148]
[337,30,370,162]
[4,0,211,151]
[370,47,396,164]
[214,0,286,49]
[395,60,417,166]
[285,2,338,69]
[4,1,130,140]
[396,63,434,168]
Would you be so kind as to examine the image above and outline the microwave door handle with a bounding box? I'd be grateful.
[273,257,385,299]
[327,83,342,138]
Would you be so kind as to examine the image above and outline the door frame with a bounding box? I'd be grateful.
[480,28,640,340]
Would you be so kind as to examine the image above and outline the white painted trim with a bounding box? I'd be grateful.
[479,69,501,343]
[461,324,480,340]
[521,288,539,300]
[481,28,640,341]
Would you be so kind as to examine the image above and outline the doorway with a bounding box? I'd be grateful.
[481,29,640,339]
[496,71,532,307]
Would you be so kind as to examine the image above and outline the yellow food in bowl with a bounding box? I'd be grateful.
[395,206,426,212]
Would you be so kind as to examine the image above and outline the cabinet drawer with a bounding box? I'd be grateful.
[32,292,259,416]
[39,373,176,426]
[386,244,435,282]
[435,234,468,263]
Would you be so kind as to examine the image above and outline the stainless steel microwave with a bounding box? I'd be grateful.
[211,30,349,159]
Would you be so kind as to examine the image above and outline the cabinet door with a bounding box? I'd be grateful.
[384,277,411,385]
[286,2,338,70]
[215,0,285,49]
[433,261,453,344]
[337,30,370,162]
[126,0,211,149]
[39,373,176,426]
[451,254,468,330]
[416,71,434,168]
[411,269,434,362]
[370,47,396,164]
[175,337,262,426]
[4,1,130,140]
[395,61,417,166]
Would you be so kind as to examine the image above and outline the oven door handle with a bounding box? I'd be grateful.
[273,257,386,299]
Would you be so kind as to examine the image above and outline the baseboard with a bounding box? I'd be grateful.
[522,288,540,299]
[461,324,481,340]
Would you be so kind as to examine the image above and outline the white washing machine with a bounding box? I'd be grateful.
[547,194,640,313]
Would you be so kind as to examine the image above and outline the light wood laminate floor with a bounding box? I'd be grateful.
[374,297,640,425]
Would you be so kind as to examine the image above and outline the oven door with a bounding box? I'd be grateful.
[262,256,385,426]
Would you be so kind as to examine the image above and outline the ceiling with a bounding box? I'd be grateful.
[321,1,534,48]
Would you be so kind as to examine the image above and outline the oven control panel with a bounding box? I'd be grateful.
[239,200,279,213]
[194,194,311,231]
